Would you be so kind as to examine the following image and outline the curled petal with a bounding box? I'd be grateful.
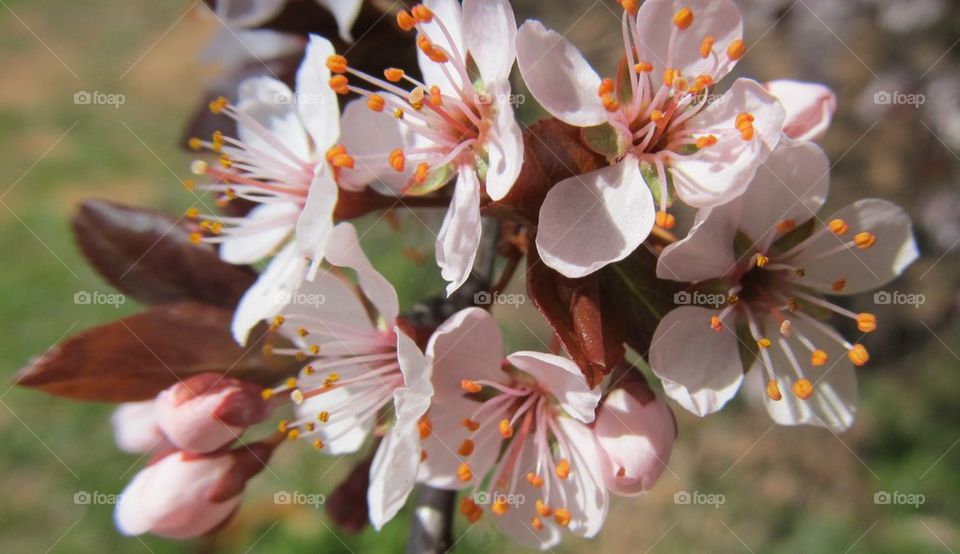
[436,167,483,295]
[764,79,837,141]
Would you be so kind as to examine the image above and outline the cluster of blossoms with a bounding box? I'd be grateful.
[55,0,917,549]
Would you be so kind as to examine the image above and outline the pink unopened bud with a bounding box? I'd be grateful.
[594,371,676,496]
[115,439,278,539]
[764,80,837,141]
[156,373,271,453]
[111,401,172,454]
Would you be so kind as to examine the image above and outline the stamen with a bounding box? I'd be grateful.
[461,380,482,393]
[384,68,405,82]
[857,313,877,333]
[462,418,480,431]
[491,498,509,516]
[458,439,474,456]
[673,8,694,30]
[848,344,869,366]
[766,380,782,401]
[411,5,434,23]
[535,499,552,517]
[829,218,849,235]
[634,62,653,73]
[396,10,417,31]
[554,509,572,527]
[777,219,797,233]
[525,473,544,487]
[791,378,814,400]
[418,417,433,439]
[811,349,829,366]
[457,462,473,482]
[854,232,877,249]
[367,94,386,112]
[499,418,514,438]
[326,55,348,74]
[727,39,746,60]
[388,149,406,172]
[555,458,571,480]
[329,75,350,95]
[619,0,639,15]
[656,211,676,229]
[700,36,715,59]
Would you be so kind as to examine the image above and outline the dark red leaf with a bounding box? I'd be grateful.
[526,244,625,388]
[15,302,284,402]
[73,199,256,308]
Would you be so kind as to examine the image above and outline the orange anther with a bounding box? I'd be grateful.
[329,75,350,95]
[727,39,746,60]
[700,36,715,59]
[766,379,783,401]
[326,54,348,73]
[673,8,694,30]
[791,379,814,400]
[460,379,482,393]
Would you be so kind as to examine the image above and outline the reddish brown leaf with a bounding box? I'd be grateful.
[15,302,283,402]
[73,199,256,309]
[526,244,625,388]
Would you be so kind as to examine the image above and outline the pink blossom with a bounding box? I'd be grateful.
[418,308,608,549]
[155,373,271,453]
[330,0,524,294]
[650,141,918,431]
[516,0,785,278]
[111,401,172,454]
[263,222,433,529]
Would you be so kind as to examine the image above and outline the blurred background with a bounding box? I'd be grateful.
[1,0,958,551]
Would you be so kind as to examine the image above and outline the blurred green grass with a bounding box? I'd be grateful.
[1,1,958,552]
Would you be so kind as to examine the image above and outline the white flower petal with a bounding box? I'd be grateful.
[231,242,307,345]
[516,20,607,127]
[236,76,311,162]
[214,0,286,27]
[656,203,739,283]
[295,167,338,280]
[506,352,601,424]
[484,82,524,201]
[436,166,483,295]
[462,0,517,83]
[671,78,784,208]
[296,35,340,152]
[315,0,362,42]
[556,417,609,538]
[339,97,410,192]
[536,159,654,278]
[764,79,837,141]
[220,202,300,265]
[418,0,465,90]
[791,199,918,295]
[324,223,400,323]
[649,306,744,416]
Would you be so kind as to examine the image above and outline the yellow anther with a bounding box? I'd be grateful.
[848,344,869,366]
[854,232,877,250]
[766,379,782,401]
[303,364,315,375]
[535,499,552,517]
[727,39,746,60]
[756,254,770,268]
[393,107,405,120]
[791,379,814,400]
[329,75,350,95]
[499,419,514,438]
[418,417,433,439]
[656,211,676,229]
[261,388,274,400]
[828,218,849,235]
[555,458,571,480]
[325,54,348,73]
[182,179,196,191]
[663,68,680,88]
[695,135,718,149]
[414,162,430,184]
[285,377,297,389]
[287,429,300,440]
[457,462,473,482]
[700,36,715,59]
[185,207,200,220]
[673,8,694,30]
[189,232,203,245]
[318,411,330,422]
[209,96,228,114]
[601,93,620,112]
[188,137,203,150]
[389,149,406,172]
[857,313,877,333]
[526,472,544,488]
[757,338,772,349]
[710,315,723,332]
[634,61,653,73]
[491,499,509,516]
[554,509,572,527]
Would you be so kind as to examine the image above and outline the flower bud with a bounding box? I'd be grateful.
[156,373,271,453]
[594,371,676,496]
[111,401,172,454]
[115,439,277,539]
[763,80,836,141]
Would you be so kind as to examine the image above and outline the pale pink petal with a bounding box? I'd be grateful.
[199,29,305,73]
[427,308,507,397]
[553,416,609,538]
[595,387,675,496]
[236,76,311,161]
[436,166,483,295]
[232,242,307,345]
[417,395,503,489]
[671,78,785,207]
[112,401,171,454]
[325,222,400,323]
[536,159,654,278]
[484,81,524,201]
[634,0,743,83]
[756,316,858,432]
[339,97,410,192]
[418,0,465,90]
[296,35,340,152]
[296,389,373,454]
[278,270,375,340]
[656,203,739,283]
[115,452,240,539]
[791,199,918,295]
[764,79,837,141]
[649,306,744,416]
[506,352,601,424]
[735,140,830,246]
[488,440,563,548]
[368,330,433,529]
[295,167,337,280]
[516,20,607,127]
[219,202,299,265]
[462,0,517,83]
[315,0,362,42]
